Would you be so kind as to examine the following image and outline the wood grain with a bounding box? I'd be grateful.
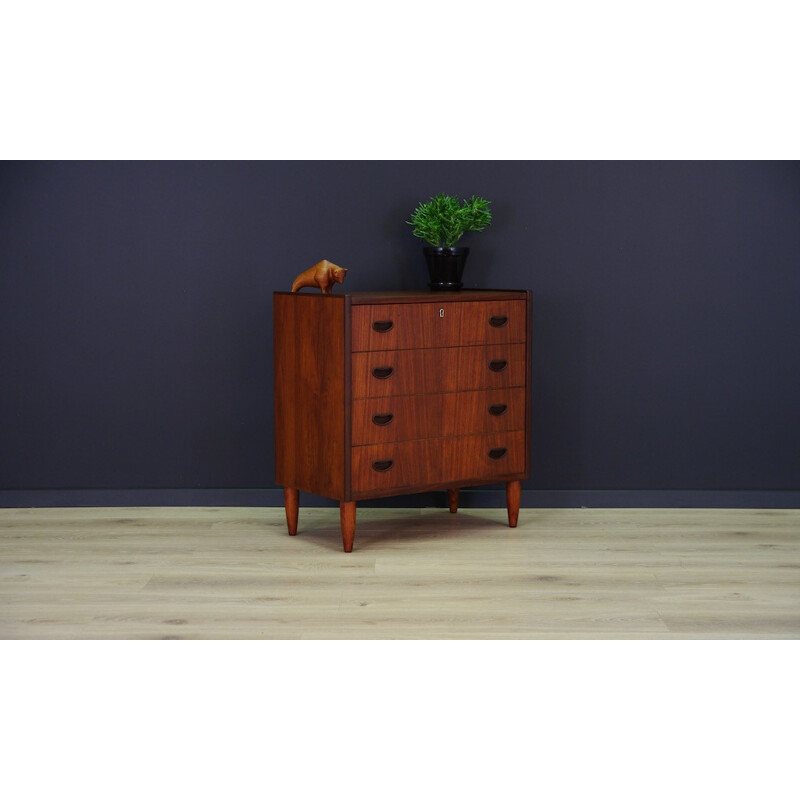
[440,431,526,484]
[340,501,356,552]
[274,290,531,549]
[351,431,526,497]
[284,487,298,535]
[351,439,440,494]
[442,388,526,438]
[351,300,526,352]
[1,506,798,639]
[351,344,526,398]
[273,293,345,500]
[351,388,526,445]
[525,290,532,478]
[506,480,521,527]
[447,489,459,513]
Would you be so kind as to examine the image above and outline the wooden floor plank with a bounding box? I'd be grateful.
[1,507,798,639]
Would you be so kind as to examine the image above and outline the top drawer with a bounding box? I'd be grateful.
[351,299,526,352]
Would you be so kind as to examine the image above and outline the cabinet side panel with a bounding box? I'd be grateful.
[273,294,345,500]
[343,296,352,501]
[273,294,294,490]
[525,290,533,479]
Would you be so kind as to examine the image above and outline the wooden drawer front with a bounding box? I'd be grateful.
[441,388,526,437]
[441,431,526,484]
[352,439,439,494]
[353,431,526,494]
[352,395,440,445]
[351,300,526,352]
[351,343,526,398]
[352,388,527,445]
[458,300,527,347]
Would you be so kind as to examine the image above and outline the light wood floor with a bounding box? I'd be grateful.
[1,506,798,639]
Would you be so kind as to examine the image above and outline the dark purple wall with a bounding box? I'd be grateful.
[1,161,799,505]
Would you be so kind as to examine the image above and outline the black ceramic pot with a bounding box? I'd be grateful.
[423,246,469,291]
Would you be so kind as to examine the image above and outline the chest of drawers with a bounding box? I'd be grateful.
[273,289,531,551]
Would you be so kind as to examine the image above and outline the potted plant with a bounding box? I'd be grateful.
[406,193,492,290]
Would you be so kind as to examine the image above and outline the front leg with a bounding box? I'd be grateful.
[505,480,520,528]
[284,487,299,535]
[340,501,356,552]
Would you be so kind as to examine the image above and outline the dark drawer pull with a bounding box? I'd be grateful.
[372,413,394,426]
[372,366,394,379]
[488,447,507,460]
[488,359,507,372]
[371,459,394,472]
[489,315,509,328]
[372,320,394,333]
[488,404,508,416]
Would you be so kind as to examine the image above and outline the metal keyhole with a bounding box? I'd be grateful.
[439,308,444,318]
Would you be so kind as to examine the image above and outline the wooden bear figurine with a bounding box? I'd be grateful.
[291,260,348,294]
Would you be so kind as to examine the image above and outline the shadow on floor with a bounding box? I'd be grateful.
[276,509,517,552]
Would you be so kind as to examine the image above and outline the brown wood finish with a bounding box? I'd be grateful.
[273,293,345,500]
[459,300,527,348]
[273,289,531,550]
[352,394,441,446]
[525,290,533,478]
[506,480,521,528]
[351,299,526,352]
[283,487,299,535]
[340,501,356,552]
[343,295,353,501]
[440,431,526,485]
[351,387,526,445]
[351,438,440,494]
[351,343,526,398]
[447,488,459,513]
[352,431,526,496]
[441,387,526,438]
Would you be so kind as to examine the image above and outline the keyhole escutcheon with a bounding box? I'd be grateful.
[439,308,444,318]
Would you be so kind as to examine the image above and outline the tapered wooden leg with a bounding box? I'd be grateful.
[284,487,299,535]
[340,501,356,553]
[447,488,459,513]
[506,480,521,528]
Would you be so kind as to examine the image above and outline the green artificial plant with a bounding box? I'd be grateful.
[407,193,492,248]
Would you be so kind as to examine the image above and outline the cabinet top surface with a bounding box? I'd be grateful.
[274,289,529,304]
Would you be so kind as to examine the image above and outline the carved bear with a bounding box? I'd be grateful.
[291,260,348,294]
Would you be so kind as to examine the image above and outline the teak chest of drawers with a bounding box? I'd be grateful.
[273,289,532,551]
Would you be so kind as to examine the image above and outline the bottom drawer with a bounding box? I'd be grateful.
[352,439,440,494]
[351,431,526,495]
[441,431,526,484]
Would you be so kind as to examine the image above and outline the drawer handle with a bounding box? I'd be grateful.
[489,315,509,328]
[488,359,507,372]
[372,413,394,426]
[488,447,507,460]
[372,320,394,333]
[488,404,508,416]
[372,366,394,379]
[371,459,394,472]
